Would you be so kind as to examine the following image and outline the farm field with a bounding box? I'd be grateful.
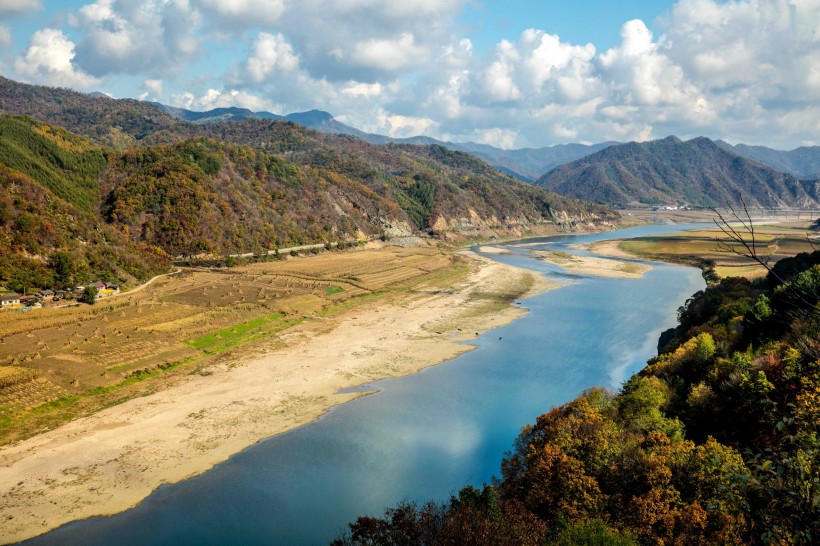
[0,245,461,444]
[591,219,819,280]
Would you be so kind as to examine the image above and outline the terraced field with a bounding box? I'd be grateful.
[0,245,461,443]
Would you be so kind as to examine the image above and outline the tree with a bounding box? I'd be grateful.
[713,198,819,316]
[79,285,97,304]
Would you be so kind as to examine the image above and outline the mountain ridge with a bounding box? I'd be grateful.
[536,136,819,209]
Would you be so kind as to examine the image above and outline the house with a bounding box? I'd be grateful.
[89,282,107,290]
[0,292,21,308]
[37,289,55,301]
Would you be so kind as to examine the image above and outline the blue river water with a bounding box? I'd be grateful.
[21,223,709,546]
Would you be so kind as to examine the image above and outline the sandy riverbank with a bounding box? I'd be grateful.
[0,251,552,544]
[581,240,644,261]
[531,249,652,279]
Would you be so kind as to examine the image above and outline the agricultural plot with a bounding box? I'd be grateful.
[614,221,817,279]
[0,245,459,443]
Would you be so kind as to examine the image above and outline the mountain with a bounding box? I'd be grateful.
[454,141,620,181]
[716,140,820,180]
[151,101,617,180]
[536,136,819,209]
[0,75,177,147]
[0,75,617,292]
[0,116,171,293]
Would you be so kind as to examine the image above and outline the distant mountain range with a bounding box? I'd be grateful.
[154,103,618,181]
[155,102,820,185]
[716,141,820,180]
[536,136,818,209]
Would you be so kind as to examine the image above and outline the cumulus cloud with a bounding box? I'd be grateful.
[349,33,427,71]
[71,0,201,77]
[0,24,10,48]
[8,0,820,149]
[241,32,299,83]
[171,88,274,112]
[655,0,820,145]
[270,0,465,81]
[372,110,436,139]
[138,78,163,101]
[14,28,101,89]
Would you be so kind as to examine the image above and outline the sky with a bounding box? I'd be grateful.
[0,0,818,150]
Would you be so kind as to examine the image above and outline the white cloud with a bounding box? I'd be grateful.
[373,110,436,138]
[242,32,299,83]
[342,81,384,98]
[0,0,40,16]
[172,88,273,112]
[14,28,101,89]
[0,24,10,48]
[8,0,820,149]
[350,33,427,71]
[471,127,519,149]
[138,78,163,100]
[71,0,201,77]
[270,0,465,81]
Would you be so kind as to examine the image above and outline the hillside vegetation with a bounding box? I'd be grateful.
[335,251,820,545]
[0,76,177,147]
[537,136,818,209]
[719,141,820,181]
[0,74,616,293]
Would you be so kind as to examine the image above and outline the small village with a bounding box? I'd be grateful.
[0,282,120,311]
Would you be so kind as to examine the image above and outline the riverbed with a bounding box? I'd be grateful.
[20,223,708,546]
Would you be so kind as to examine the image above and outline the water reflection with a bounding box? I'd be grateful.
[24,224,707,546]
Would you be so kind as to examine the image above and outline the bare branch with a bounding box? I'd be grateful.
[712,200,819,317]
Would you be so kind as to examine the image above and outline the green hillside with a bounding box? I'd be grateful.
[0,162,170,294]
[0,116,106,211]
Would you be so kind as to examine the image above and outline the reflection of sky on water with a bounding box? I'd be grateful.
[24,223,707,546]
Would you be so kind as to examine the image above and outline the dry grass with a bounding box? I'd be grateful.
[611,220,818,280]
[0,367,38,389]
[0,245,461,443]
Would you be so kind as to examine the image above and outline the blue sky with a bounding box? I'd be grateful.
[0,1,818,150]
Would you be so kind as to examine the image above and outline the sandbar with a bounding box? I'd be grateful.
[531,249,651,279]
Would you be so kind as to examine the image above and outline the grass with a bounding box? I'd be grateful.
[186,312,287,353]
[0,356,197,443]
[613,221,817,281]
[325,285,343,295]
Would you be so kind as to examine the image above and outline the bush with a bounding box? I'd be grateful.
[79,285,97,304]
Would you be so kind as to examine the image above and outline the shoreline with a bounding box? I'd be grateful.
[0,250,553,544]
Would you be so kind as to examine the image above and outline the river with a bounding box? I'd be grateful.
[21,223,709,545]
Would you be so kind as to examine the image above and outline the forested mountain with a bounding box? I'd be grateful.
[536,136,819,209]
[0,75,616,293]
[0,76,177,147]
[335,251,820,545]
[718,141,820,180]
[0,116,170,293]
[155,101,617,181]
